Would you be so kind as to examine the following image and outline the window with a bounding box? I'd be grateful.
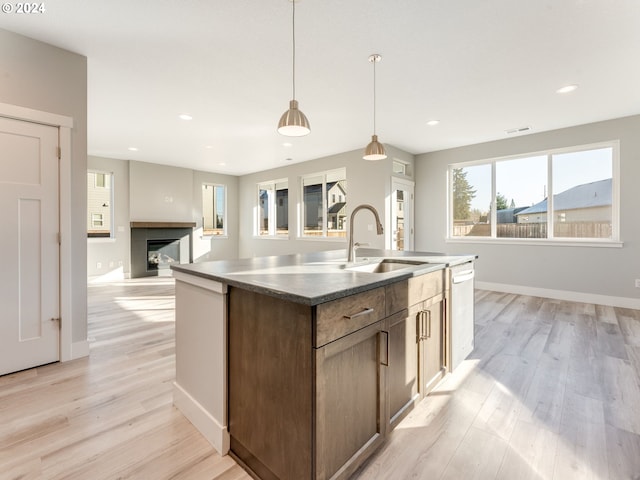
[202,184,226,236]
[257,180,288,236]
[301,169,347,238]
[87,170,113,238]
[449,142,618,242]
[91,213,103,227]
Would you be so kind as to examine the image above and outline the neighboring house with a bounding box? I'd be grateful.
[303,180,347,231]
[87,171,112,237]
[496,206,528,224]
[259,188,289,231]
[516,178,612,224]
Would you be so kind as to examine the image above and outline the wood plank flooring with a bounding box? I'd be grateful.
[1,280,639,479]
[1,278,250,480]
[355,290,640,480]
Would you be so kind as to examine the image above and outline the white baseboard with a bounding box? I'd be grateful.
[476,281,640,310]
[173,382,229,455]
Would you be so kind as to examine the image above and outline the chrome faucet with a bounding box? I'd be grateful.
[347,204,384,263]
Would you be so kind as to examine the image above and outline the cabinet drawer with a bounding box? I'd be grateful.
[386,270,444,315]
[315,287,386,347]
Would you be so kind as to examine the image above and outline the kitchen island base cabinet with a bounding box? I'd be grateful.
[385,271,446,428]
[229,288,313,480]
[228,287,386,480]
[315,321,386,480]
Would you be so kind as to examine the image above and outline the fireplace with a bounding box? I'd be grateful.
[130,222,195,278]
[147,239,180,271]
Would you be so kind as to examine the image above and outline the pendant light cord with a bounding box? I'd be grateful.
[372,57,376,135]
[292,0,296,101]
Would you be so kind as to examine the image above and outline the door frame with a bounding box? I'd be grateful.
[389,177,415,251]
[0,102,75,362]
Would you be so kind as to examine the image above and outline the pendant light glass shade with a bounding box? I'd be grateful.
[278,0,310,137]
[363,54,386,160]
[278,99,310,136]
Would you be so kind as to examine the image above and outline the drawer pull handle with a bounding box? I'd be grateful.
[344,307,374,320]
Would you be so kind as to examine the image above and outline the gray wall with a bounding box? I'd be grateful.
[0,28,88,343]
[238,145,414,258]
[88,158,239,277]
[87,156,130,278]
[415,115,640,305]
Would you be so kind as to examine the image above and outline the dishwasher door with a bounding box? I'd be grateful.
[450,262,475,371]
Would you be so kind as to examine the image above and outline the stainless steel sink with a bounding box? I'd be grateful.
[346,258,427,273]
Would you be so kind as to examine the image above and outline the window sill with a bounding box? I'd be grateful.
[253,235,291,240]
[88,237,116,243]
[201,235,229,240]
[446,237,623,248]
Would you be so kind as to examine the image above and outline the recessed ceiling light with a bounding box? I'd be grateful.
[426,120,440,126]
[218,162,226,166]
[205,145,213,149]
[128,147,139,151]
[282,142,293,147]
[556,84,578,94]
[178,114,193,120]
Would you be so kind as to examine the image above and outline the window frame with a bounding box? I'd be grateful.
[300,168,347,240]
[87,170,114,239]
[447,141,621,247]
[201,183,227,237]
[256,178,289,238]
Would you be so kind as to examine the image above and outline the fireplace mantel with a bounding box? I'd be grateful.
[130,221,196,229]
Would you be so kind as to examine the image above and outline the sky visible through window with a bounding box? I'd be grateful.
[465,148,612,211]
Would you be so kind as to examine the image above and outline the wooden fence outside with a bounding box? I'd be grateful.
[453,222,611,239]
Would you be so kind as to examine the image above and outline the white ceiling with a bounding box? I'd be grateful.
[2,0,639,176]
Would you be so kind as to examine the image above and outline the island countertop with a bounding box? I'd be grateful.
[170,248,475,306]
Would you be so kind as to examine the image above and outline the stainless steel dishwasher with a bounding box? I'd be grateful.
[449,262,475,371]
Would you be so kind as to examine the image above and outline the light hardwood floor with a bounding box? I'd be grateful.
[1,280,639,479]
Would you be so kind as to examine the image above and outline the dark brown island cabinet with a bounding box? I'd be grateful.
[228,269,449,480]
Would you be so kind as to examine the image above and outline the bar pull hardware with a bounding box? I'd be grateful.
[380,330,389,366]
[426,310,432,338]
[419,310,427,341]
[344,307,374,320]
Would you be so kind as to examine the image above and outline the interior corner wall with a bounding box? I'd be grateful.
[0,28,88,344]
[238,145,415,259]
[414,115,640,304]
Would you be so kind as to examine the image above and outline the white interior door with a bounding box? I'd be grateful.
[0,116,60,376]
[390,178,414,251]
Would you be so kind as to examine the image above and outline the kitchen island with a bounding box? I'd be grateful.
[171,248,475,480]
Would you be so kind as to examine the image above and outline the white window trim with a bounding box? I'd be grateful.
[202,183,227,238]
[255,178,289,238]
[447,140,621,246]
[299,168,347,239]
[87,170,114,239]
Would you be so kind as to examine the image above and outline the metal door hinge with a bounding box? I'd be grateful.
[57,146,61,159]
[57,232,61,245]
[50,317,61,329]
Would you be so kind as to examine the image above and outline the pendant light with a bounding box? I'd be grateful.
[363,54,387,160]
[278,0,310,136]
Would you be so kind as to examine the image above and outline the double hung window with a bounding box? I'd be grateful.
[301,169,347,238]
[202,183,226,236]
[87,171,113,238]
[257,180,289,236]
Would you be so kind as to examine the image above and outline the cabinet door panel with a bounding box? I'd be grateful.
[387,307,420,426]
[421,300,445,394]
[315,321,385,480]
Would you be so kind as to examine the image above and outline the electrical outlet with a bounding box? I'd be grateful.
[635,279,640,288]
[96,262,102,269]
